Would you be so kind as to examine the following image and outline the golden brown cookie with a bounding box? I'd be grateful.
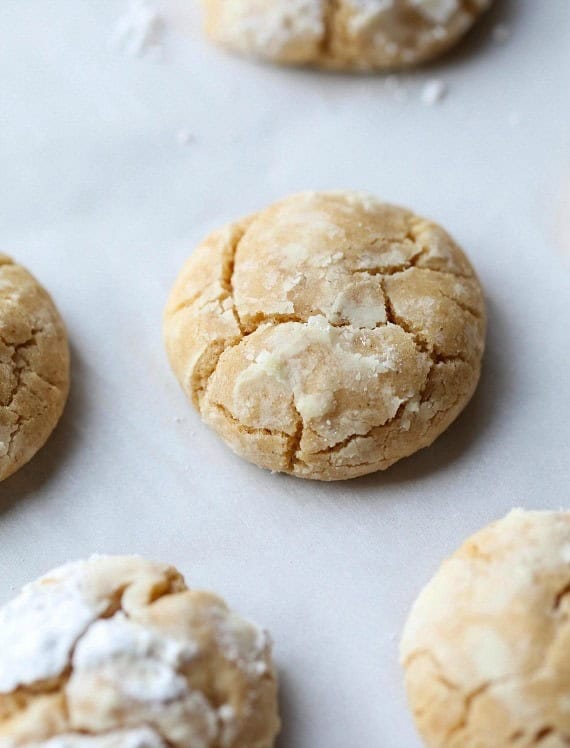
[164,191,486,481]
[203,0,492,70]
[0,255,69,482]
[0,556,280,748]
[401,510,570,748]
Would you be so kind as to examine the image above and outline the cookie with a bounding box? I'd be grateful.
[16,733,166,748]
[0,255,69,482]
[0,556,280,748]
[202,0,492,70]
[401,510,570,747]
[164,191,486,481]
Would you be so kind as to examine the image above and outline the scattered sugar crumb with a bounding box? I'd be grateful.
[173,416,184,424]
[384,74,450,107]
[112,0,166,59]
[384,75,409,103]
[176,129,195,146]
[218,705,235,722]
[421,79,448,106]
[492,23,511,44]
[508,112,520,128]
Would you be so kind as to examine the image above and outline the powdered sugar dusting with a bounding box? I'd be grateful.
[39,728,166,748]
[385,74,410,103]
[0,560,100,693]
[234,315,404,427]
[218,0,324,54]
[348,0,395,33]
[421,78,448,106]
[349,0,460,29]
[409,0,459,24]
[0,558,276,747]
[176,128,195,147]
[73,612,198,702]
[214,609,270,678]
[112,0,166,59]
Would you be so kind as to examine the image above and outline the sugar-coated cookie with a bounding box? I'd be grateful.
[401,509,570,747]
[203,0,492,70]
[0,255,69,482]
[0,556,280,748]
[164,192,486,481]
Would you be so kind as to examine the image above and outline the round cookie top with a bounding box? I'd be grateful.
[0,255,69,482]
[401,510,570,747]
[203,0,492,70]
[164,191,486,481]
[0,556,280,748]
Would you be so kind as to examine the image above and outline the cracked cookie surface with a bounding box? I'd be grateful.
[0,556,280,748]
[202,0,492,70]
[401,510,570,748]
[0,255,69,482]
[164,191,485,481]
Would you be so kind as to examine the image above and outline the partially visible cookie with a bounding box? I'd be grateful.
[17,731,165,748]
[0,555,280,748]
[164,191,486,481]
[0,255,69,482]
[203,0,492,70]
[401,510,570,747]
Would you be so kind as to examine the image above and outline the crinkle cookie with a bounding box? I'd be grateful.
[401,510,570,748]
[202,0,492,70]
[0,255,69,482]
[164,191,486,481]
[0,556,280,748]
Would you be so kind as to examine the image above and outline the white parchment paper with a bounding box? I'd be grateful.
[1,2,569,745]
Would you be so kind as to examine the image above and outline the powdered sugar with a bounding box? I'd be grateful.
[384,74,410,103]
[38,729,166,748]
[338,0,461,32]
[409,0,459,24]
[214,609,270,678]
[348,0,395,33]
[384,75,448,106]
[176,128,195,146]
[421,78,448,105]
[0,560,101,693]
[219,0,324,54]
[234,315,404,426]
[73,612,198,702]
[508,112,520,128]
[112,0,166,59]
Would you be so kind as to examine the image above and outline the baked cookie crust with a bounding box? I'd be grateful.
[203,0,492,70]
[0,255,69,482]
[164,192,486,481]
[0,556,280,748]
[401,510,570,747]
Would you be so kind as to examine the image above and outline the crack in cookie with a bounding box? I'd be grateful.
[165,192,486,481]
[401,511,570,748]
[0,557,280,748]
[203,0,493,71]
[0,257,69,481]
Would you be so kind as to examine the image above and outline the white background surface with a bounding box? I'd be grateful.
[1,2,570,746]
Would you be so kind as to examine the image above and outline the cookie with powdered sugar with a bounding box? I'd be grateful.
[202,0,492,70]
[0,556,280,748]
[164,191,486,481]
[0,255,69,482]
[401,510,570,747]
